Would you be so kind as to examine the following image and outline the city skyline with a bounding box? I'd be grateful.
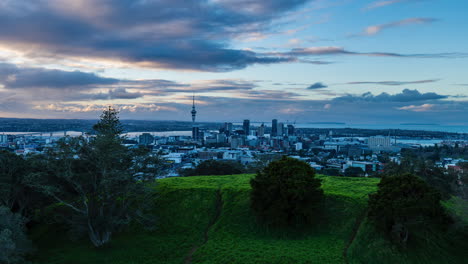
[0,0,467,125]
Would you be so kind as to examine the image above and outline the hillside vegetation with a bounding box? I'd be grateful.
[31,174,467,264]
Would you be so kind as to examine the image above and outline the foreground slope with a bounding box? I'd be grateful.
[31,174,467,264]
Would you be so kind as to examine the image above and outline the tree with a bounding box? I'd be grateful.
[0,206,33,264]
[0,151,43,217]
[323,168,341,176]
[250,157,324,227]
[368,174,450,244]
[181,160,244,176]
[0,151,29,214]
[27,107,156,247]
[344,167,365,177]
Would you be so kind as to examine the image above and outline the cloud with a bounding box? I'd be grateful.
[0,0,311,72]
[333,89,448,103]
[357,18,437,36]
[345,79,439,86]
[364,0,414,10]
[266,46,466,59]
[68,88,144,101]
[0,63,118,89]
[33,103,175,113]
[307,82,328,89]
[397,104,435,112]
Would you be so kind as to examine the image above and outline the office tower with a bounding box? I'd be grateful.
[257,123,265,137]
[192,126,200,141]
[271,119,278,136]
[223,122,233,136]
[243,119,250,136]
[287,124,295,136]
[278,122,284,136]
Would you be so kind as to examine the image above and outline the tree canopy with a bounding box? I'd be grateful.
[27,107,157,247]
[368,173,450,244]
[181,160,244,176]
[250,156,324,227]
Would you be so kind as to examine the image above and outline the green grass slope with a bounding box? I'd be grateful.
[31,174,467,264]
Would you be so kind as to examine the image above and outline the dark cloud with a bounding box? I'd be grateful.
[0,1,460,72]
[0,63,118,89]
[307,82,328,89]
[345,79,439,86]
[268,47,467,59]
[0,0,309,72]
[333,89,448,103]
[68,88,144,101]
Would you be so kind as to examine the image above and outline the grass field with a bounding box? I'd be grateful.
[30,174,467,264]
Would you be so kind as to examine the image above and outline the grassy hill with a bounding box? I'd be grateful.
[30,174,467,264]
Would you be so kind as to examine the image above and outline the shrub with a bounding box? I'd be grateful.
[250,156,324,227]
[0,206,33,264]
[344,167,365,177]
[182,160,244,176]
[368,173,451,244]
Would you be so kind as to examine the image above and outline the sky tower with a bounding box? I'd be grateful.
[191,95,197,123]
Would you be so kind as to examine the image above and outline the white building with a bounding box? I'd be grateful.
[368,136,391,150]
[295,142,303,151]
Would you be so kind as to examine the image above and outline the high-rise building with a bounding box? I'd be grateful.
[0,134,8,144]
[223,122,233,136]
[192,126,200,141]
[287,124,295,136]
[278,122,284,136]
[271,119,278,136]
[243,119,250,136]
[257,123,265,137]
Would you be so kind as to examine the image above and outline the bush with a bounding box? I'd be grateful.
[250,156,324,227]
[182,160,244,176]
[344,167,365,177]
[0,206,33,264]
[368,173,451,244]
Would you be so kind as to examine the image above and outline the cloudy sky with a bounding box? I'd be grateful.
[0,0,467,125]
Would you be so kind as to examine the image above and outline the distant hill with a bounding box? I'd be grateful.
[31,175,467,264]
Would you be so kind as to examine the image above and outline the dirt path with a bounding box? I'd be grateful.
[343,208,368,264]
[184,189,223,264]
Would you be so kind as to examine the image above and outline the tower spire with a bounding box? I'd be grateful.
[191,94,197,123]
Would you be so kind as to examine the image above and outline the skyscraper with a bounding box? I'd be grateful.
[223,122,233,136]
[243,119,250,136]
[192,126,200,141]
[278,122,284,136]
[257,123,265,137]
[271,119,278,136]
[287,124,295,136]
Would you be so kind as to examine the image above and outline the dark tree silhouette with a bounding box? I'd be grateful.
[368,173,450,244]
[250,156,324,227]
[27,107,157,247]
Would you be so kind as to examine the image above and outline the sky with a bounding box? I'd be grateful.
[0,0,467,125]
